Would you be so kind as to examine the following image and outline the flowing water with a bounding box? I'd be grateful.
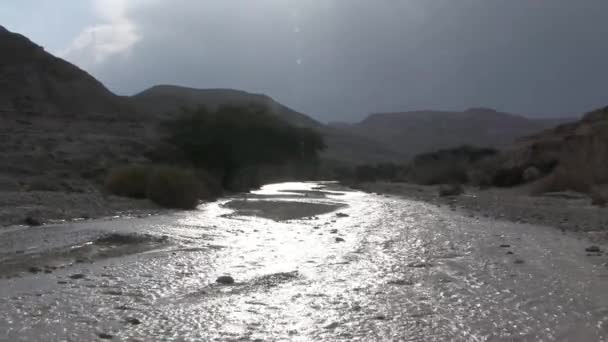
[0,182,607,341]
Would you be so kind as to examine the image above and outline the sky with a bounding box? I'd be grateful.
[1,0,607,122]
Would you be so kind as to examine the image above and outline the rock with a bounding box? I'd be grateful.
[522,166,541,183]
[438,184,464,197]
[585,246,601,253]
[69,273,86,280]
[28,266,42,274]
[591,190,607,207]
[335,237,345,243]
[329,229,338,234]
[336,213,349,218]
[24,216,42,226]
[125,317,141,325]
[373,314,387,320]
[499,244,511,248]
[216,275,235,285]
[506,251,514,255]
[324,322,339,329]
[407,261,432,268]
[97,333,113,340]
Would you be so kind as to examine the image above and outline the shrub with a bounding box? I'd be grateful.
[408,161,468,185]
[105,165,151,198]
[146,166,203,209]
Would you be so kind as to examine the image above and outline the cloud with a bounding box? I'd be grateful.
[59,0,140,67]
[61,0,608,121]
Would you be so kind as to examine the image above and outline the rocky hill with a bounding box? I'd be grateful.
[0,25,153,195]
[334,108,575,159]
[500,106,608,193]
[0,25,135,118]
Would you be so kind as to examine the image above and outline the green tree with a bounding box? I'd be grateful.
[160,104,326,189]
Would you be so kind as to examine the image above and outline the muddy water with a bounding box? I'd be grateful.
[0,182,607,341]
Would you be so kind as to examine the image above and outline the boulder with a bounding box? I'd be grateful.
[522,166,541,183]
[438,184,464,197]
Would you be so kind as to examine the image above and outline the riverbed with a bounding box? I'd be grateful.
[0,182,607,341]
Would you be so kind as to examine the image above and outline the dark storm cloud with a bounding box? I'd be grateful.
[81,0,608,122]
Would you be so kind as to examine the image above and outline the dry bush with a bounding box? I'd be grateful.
[146,166,203,209]
[408,161,468,185]
[105,165,151,198]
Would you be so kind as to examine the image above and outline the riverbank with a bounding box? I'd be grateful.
[0,190,161,228]
[351,182,608,242]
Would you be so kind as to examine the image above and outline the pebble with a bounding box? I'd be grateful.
[125,317,141,325]
[97,333,113,340]
[324,322,339,329]
[585,246,601,253]
[69,273,86,280]
[216,275,235,285]
[24,217,42,226]
[28,266,42,274]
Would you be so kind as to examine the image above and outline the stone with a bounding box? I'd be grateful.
[69,273,86,280]
[329,229,338,234]
[125,317,141,325]
[28,266,42,274]
[216,275,235,285]
[499,244,511,248]
[522,166,541,183]
[585,246,601,253]
[97,333,113,340]
[438,184,464,197]
[335,237,345,243]
[324,322,339,329]
[24,216,42,226]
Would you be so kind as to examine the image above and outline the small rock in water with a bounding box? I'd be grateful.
[499,244,511,248]
[373,314,387,320]
[97,333,113,340]
[216,275,235,285]
[585,246,601,253]
[324,322,339,329]
[69,273,86,280]
[125,317,141,325]
[335,237,345,243]
[330,229,338,234]
[28,266,42,274]
[506,251,514,255]
[24,217,42,226]
[336,213,349,218]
